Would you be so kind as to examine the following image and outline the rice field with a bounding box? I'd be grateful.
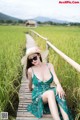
[30,25,80,120]
[0,25,27,119]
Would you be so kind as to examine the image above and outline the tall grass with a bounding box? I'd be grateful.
[0,25,27,119]
[30,25,80,119]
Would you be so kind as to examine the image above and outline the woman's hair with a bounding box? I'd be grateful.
[26,53,42,78]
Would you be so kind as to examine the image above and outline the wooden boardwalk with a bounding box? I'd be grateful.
[16,34,53,120]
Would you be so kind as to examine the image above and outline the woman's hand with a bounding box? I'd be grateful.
[56,84,66,99]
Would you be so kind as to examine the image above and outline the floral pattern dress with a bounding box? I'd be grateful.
[26,68,74,120]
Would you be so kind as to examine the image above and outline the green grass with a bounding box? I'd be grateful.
[30,25,80,119]
[0,25,27,118]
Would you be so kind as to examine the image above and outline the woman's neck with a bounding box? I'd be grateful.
[36,61,43,67]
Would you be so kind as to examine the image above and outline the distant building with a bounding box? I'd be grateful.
[25,20,37,27]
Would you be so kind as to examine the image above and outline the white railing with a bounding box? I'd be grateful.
[30,30,80,73]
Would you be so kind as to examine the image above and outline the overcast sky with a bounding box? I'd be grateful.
[0,0,80,22]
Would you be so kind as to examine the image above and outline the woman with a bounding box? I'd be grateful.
[25,46,73,120]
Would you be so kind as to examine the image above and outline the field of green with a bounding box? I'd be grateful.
[30,25,80,120]
[0,25,27,119]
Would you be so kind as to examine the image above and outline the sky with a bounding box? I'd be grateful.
[0,0,80,22]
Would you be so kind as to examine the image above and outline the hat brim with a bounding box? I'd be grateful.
[21,50,49,65]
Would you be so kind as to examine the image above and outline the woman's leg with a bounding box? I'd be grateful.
[42,90,60,120]
[59,105,69,120]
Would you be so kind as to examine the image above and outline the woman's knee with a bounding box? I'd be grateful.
[42,90,55,100]
[42,90,55,103]
[47,90,55,98]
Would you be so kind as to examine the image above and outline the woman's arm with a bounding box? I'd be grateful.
[27,68,33,91]
[48,63,65,98]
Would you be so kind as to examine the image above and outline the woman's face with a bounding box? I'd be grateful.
[28,53,41,66]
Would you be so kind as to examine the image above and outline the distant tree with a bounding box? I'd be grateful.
[70,22,80,26]
[37,21,42,24]
[6,20,13,23]
[18,20,24,23]
[0,20,5,23]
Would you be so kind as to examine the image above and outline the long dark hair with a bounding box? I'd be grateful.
[26,53,42,78]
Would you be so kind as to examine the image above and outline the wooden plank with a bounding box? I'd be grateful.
[18,107,29,110]
[19,92,31,94]
[17,112,52,117]
[19,96,32,102]
[17,111,52,117]
[19,88,29,90]
[18,103,29,106]
[19,95,30,98]
[19,102,31,104]
[19,93,32,95]
[19,89,29,91]
[19,95,31,97]
[19,94,31,96]
[19,100,31,103]
[19,95,31,101]
[18,104,31,107]
[19,90,30,92]
[16,117,53,120]
[18,109,27,111]
[19,93,31,95]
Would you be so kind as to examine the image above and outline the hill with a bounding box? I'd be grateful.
[0,12,22,21]
[33,16,69,23]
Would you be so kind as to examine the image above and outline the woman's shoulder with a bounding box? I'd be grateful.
[28,67,32,74]
[47,63,54,68]
[46,63,55,71]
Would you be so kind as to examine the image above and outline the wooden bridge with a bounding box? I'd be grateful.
[16,34,53,120]
[16,31,80,120]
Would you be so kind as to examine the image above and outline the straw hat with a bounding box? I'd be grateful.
[21,46,49,65]
[26,46,41,57]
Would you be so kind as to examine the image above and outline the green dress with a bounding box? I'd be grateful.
[27,67,74,120]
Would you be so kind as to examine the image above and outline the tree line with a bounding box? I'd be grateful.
[37,21,80,26]
[0,20,24,24]
[0,20,80,26]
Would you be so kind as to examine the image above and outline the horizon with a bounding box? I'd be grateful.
[1,12,80,23]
